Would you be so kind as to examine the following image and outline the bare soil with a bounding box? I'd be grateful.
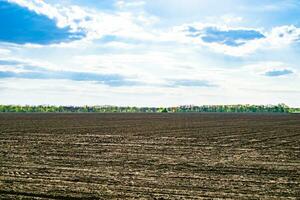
[0,113,299,199]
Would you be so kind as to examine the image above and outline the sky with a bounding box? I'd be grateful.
[0,0,300,107]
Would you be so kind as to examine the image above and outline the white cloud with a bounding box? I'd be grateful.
[5,0,300,57]
[115,0,146,9]
[0,78,222,106]
[1,76,300,107]
[170,23,265,56]
[266,25,300,47]
[1,0,300,107]
[173,23,300,56]
[71,52,196,83]
[7,0,158,42]
[221,15,243,24]
[0,48,11,57]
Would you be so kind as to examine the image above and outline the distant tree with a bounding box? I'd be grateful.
[160,108,168,113]
[0,104,296,113]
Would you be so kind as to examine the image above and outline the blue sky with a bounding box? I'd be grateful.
[0,0,299,106]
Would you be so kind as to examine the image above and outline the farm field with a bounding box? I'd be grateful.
[0,113,299,199]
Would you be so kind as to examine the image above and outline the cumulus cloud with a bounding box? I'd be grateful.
[176,23,300,56]
[4,0,300,56]
[187,26,265,47]
[115,0,146,9]
[7,0,157,44]
[266,25,300,47]
[0,1,84,44]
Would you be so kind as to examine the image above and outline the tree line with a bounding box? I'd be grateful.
[0,104,298,113]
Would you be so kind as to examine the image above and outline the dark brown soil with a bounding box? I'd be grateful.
[0,113,299,199]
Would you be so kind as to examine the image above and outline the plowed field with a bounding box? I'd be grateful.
[0,113,299,199]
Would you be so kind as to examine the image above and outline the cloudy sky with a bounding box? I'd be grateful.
[0,0,300,107]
